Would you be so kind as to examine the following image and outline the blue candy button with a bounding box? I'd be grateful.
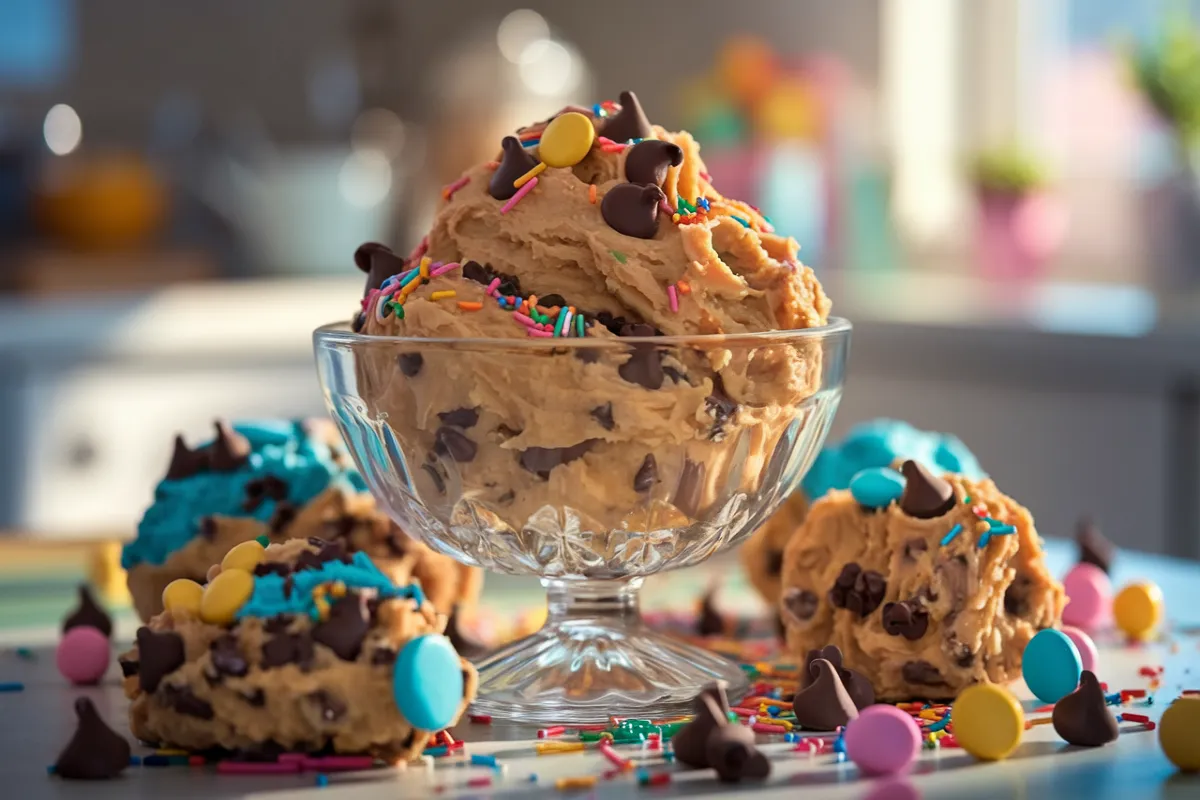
[1022,629,1082,704]
[849,467,905,509]
[394,635,464,731]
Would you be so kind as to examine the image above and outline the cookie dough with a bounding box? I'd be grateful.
[121,538,476,761]
[348,92,833,567]
[124,420,479,620]
[779,462,1064,701]
[743,420,984,606]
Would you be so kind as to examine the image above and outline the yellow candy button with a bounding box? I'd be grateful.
[1161,696,1200,771]
[200,569,254,625]
[538,112,596,168]
[1114,581,1163,641]
[221,540,266,573]
[952,683,1025,761]
[161,579,204,615]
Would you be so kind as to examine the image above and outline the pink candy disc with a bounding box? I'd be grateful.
[844,704,921,776]
[56,626,111,685]
[1060,624,1099,673]
[1061,562,1112,631]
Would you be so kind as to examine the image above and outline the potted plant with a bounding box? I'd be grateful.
[969,146,1065,280]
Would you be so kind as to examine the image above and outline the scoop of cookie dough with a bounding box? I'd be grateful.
[120,538,476,761]
[779,464,1064,701]
[743,420,985,607]
[124,419,480,620]
[349,93,833,559]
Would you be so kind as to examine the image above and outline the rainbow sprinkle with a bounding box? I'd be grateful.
[667,285,679,313]
[500,176,538,214]
[441,175,471,201]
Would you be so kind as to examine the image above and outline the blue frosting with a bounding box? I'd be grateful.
[801,419,985,501]
[122,420,367,569]
[237,551,424,620]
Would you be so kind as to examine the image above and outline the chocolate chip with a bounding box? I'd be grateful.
[462,261,489,284]
[696,589,724,636]
[828,563,886,617]
[903,539,929,561]
[352,312,366,333]
[294,550,324,573]
[1004,575,1032,617]
[634,455,658,492]
[898,460,956,519]
[324,514,357,541]
[881,601,929,640]
[161,684,214,720]
[673,458,706,517]
[119,658,139,678]
[952,642,975,667]
[268,502,298,533]
[619,344,664,390]
[433,427,478,462]
[62,585,112,638]
[489,136,540,200]
[705,378,738,440]
[316,540,352,565]
[198,515,217,540]
[371,648,397,665]
[165,434,209,480]
[574,347,601,364]
[663,365,686,384]
[254,562,292,578]
[437,407,480,428]
[209,635,249,677]
[240,688,266,707]
[601,90,654,143]
[902,660,946,686]
[208,421,251,472]
[421,463,446,494]
[591,403,615,431]
[538,293,567,308]
[242,475,289,512]
[263,615,293,634]
[601,183,664,239]
[519,440,597,477]
[136,627,185,694]
[1076,517,1113,574]
[398,353,424,377]
[308,690,347,723]
[53,697,132,780]
[782,588,819,623]
[765,549,784,577]
[261,632,315,670]
[312,593,371,661]
[624,139,684,187]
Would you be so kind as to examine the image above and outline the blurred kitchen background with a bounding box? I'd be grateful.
[2,0,1200,561]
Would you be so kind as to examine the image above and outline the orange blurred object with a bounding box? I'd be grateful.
[755,76,821,141]
[717,36,779,109]
[34,155,168,251]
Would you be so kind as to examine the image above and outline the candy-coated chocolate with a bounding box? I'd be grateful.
[221,540,266,573]
[394,635,464,731]
[1022,629,1083,704]
[844,704,920,776]
[200,569,254,625]
[1113,582,1163,641]
[162,578,204,615]
[848,467,904,509]
[953,683,1024,761]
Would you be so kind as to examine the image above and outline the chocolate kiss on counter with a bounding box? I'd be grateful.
[706,724,771,782]
[1052,670,1119,747]
[208,420,251,472]
[1076,517,1114,574]
[354,241,406,296]
[671,682,732,768]
[62,584,113,638]
[489,136,540,201]
[602,91,654,143]
[801,644,875,710]
[899,460,956,518]
[696,588,725,637]
[792,658,860,730]
[601,183,664,239]
[53,698,131,780]
[624,139,683,187]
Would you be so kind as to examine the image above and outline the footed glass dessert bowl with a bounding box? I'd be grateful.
[314,319,851,723]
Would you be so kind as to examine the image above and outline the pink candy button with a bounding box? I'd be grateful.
[56,626,111,685]
[1061,562,1112,631]
[844,704,921,776]
[1060,624,1099,672]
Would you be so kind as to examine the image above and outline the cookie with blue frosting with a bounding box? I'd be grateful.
[124,419,480,621]
[741,419,985,606]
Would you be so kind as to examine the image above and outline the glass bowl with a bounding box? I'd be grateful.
[314,319,851,723]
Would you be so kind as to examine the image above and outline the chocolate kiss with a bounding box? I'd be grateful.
[601,183,664,239]
[696,589,724,637]
[792,658,860,730]
[1076,517,1114,574]
[602,90,654,143]
[136,627,186,694]
[165,435,208,480]
[801,644,874,710]
[1052,670,1119,747]
[208,421,250,472]
[53,698,131,780]
[899,460,955,519]
[705,724,771,782]
[671,682,731,768]
[62,584,113,638]
[488,136,539,201]
[624,139,683,187]
[353,241,406,296]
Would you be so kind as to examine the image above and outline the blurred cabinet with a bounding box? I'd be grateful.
[834,373,1169,554]
[4,364,326,537]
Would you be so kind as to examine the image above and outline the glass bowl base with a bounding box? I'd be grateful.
[467,579,749,725]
